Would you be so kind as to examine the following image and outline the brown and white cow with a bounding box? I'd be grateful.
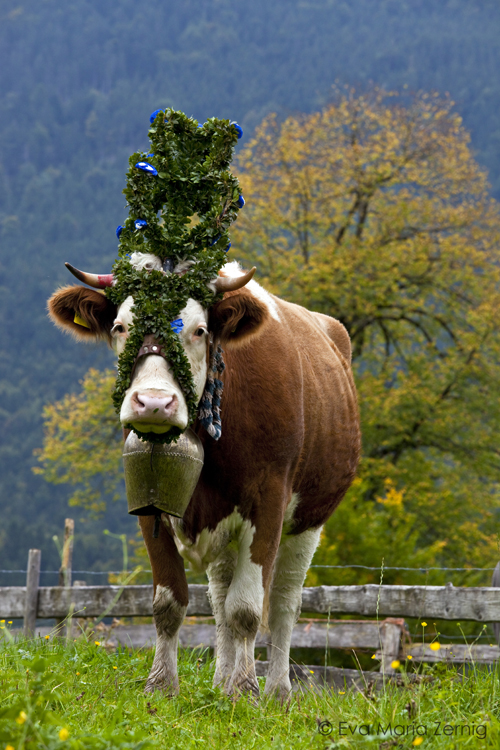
[48,256,360,699]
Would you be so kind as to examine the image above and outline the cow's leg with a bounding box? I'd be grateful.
[139,515,188,696]
[224,501,284,699]
[264,526,322,699]
[207,547,238,689]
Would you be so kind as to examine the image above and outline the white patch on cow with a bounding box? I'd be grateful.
[224,520,263,697]
[224,520,263,631]
[111,296,134,356]
[129,253,197,278]
[120,355,189,432]
[130,253,162,272]
[219,261,281,322]
[169,508,244,573]
[264,525,322,697]
[130,252,195,277]
[207,547,238,688]
[145,585,186,695]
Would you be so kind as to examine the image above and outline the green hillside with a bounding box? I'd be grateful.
[1,0,500,576]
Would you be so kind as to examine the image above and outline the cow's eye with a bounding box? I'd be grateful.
[194,327,206,337]
[111,323,125,335]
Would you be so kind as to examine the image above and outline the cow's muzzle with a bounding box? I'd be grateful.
[131,392,179,422]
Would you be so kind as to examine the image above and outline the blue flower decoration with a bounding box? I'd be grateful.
[170,318,184,334]
[116,225,123,239]
[135,161,158,176]
[150,109,162,124]
[237,194,245,208]
[134,219,147,230]
[225,242,231,253]
[231,122,243,139]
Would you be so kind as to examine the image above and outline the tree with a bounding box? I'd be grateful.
[37,89,500,582]
[34,369,122,517]
[232,88,500,583]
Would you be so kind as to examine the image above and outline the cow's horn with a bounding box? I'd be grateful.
[65,262,114,289]
[213,266,256,293]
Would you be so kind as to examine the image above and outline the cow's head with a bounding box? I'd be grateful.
[48,257,269,435]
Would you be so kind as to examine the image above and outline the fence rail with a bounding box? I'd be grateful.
[3,582,500,622]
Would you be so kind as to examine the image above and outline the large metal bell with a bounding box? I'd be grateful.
[123,429,204,518]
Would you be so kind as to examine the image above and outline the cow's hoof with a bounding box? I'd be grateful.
[226,674,260,703]
[144,675,179,696]
[213,672,230,691]
[264,679,292,701]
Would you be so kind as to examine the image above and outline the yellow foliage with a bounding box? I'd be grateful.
[377,480,404,509]
[34,369,122,516]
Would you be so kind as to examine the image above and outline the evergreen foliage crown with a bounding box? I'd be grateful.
[106,108,244,444]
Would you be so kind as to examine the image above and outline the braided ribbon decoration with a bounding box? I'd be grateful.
[198,344,225,440]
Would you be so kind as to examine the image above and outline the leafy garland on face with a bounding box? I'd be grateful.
[105,108,244,444]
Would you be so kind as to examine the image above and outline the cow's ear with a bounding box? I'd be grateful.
[48,285,117,343]
[208,288,269,348]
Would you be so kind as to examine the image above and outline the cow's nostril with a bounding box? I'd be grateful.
[132,393,176,418]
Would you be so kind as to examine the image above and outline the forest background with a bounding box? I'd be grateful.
[2,0,500,584]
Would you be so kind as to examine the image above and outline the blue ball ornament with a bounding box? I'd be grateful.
[231,122,243,139]
[237,195,245,208]
[135,161,158,176]
[225,242,231,253]
[134,219,147,230]
[116,225,123,239]
[150,109,162,124]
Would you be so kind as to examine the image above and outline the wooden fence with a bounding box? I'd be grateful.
[2,536,500,689]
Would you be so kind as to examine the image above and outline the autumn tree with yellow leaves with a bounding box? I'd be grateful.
[234,88,500,584]
[37,89,500,584]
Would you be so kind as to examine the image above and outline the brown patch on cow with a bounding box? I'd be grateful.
[48,285,117,343]
[208,288,269,348]
[138,515,189,608]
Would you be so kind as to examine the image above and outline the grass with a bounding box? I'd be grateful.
[0,626,499,749]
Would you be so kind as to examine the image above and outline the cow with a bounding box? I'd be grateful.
[48,255,360,699]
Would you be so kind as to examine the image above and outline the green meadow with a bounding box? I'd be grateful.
[0,628,498,749]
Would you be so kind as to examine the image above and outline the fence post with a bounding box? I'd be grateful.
[379,619,404,675]
[492,563,500,646]
[68,579,86,641]
[24,549,41,637]
[58,518,74,588]
[55,518,74,637]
